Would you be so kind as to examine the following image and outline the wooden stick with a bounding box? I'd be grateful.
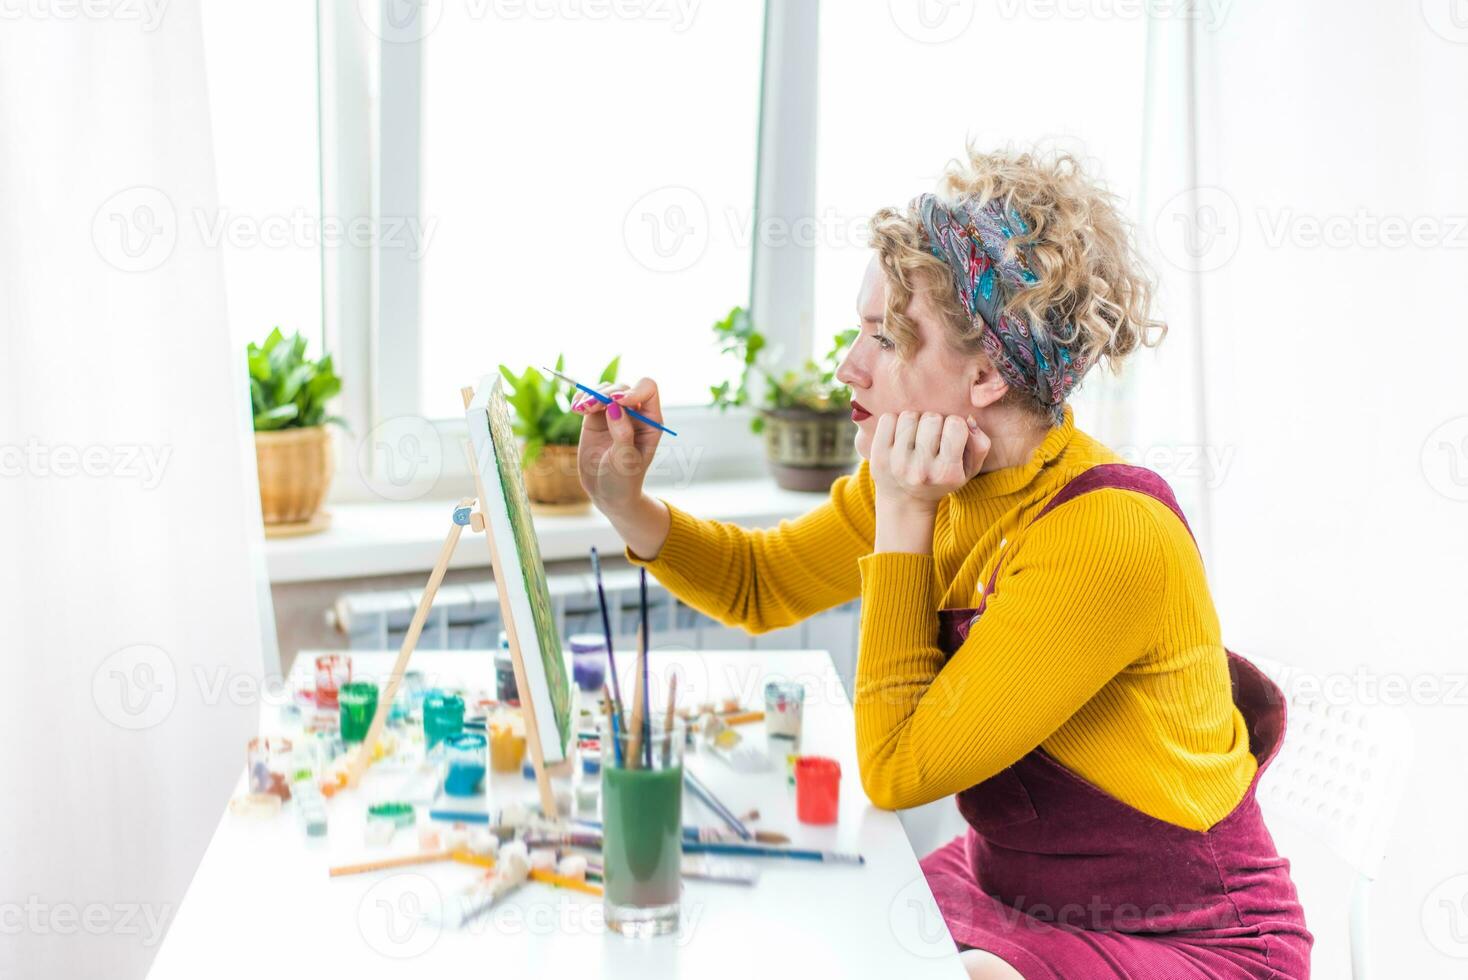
[329,850,452,878]
[600,682,622,770]
[626,629,647,771]
[344,499,474,788]
[662,673,677,767]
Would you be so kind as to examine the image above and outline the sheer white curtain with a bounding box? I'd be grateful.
[0,7,273,979]
[1184,2,1468,975]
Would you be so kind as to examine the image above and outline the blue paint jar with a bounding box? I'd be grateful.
[443,732,488,797]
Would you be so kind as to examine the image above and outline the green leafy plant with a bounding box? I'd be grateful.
[709,306,858,434]
[499,354,620,465]
[247,327,345,431]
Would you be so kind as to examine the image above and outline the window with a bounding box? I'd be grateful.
[316,2,1166,503]
[383,3,767,420]
[201,0,323,352]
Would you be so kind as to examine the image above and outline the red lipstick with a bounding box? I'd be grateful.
[850,400,871,422]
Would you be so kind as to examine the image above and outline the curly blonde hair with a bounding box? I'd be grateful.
[868,143,1166,421]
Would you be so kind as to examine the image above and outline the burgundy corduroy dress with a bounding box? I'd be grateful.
[919,465,1312,978]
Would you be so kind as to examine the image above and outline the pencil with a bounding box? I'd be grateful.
[543,366,677,436]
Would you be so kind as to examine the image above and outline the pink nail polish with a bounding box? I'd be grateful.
[608,402,622,421]
[611,392,624,401]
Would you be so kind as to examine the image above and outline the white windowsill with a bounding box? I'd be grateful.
[265,478,829,584]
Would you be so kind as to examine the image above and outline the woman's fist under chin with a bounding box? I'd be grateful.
[868,410,991,510]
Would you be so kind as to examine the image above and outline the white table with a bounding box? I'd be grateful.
[149,650,966,979]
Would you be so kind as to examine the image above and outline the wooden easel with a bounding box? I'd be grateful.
[341,384,570,817]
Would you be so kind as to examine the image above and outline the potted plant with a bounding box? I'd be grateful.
[500,354,620,512]
[709,307,859,492]
[247,327,343,536]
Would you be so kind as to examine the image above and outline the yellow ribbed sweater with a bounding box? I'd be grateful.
[629,406,1256,831]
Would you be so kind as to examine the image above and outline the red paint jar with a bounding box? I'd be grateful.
[314,654,351,710]
[795,756,841,825]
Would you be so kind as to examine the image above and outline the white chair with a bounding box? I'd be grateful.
[1247,653,1414,980]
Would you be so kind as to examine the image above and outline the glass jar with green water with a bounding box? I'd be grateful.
[599,714,685,938]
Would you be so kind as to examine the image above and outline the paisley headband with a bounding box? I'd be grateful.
[916,193,1085,425]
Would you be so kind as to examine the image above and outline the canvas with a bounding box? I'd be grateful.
[465,377,573,764]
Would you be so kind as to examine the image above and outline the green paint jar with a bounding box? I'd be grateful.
[338,682,379,745]
[422,690,465,750]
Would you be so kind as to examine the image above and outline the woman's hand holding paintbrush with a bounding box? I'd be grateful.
[575,377,673,560]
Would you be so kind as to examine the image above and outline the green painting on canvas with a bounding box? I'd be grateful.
[466,379,572,762]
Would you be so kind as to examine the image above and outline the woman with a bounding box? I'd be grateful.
[575,146,1311,979]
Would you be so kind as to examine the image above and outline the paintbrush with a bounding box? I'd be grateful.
[684,769,754,841]
[680,841,865,864]
[524,831,604,850]
[589,548,626,766]
[571,820,788,846]
[543,366,677,436]
[640,568,652,769]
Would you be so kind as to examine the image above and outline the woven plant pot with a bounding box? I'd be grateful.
[255,426,334,535]
[761,408,858,492]
[523,443,590,512]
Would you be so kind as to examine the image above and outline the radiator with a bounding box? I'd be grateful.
[331,566,862,697]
